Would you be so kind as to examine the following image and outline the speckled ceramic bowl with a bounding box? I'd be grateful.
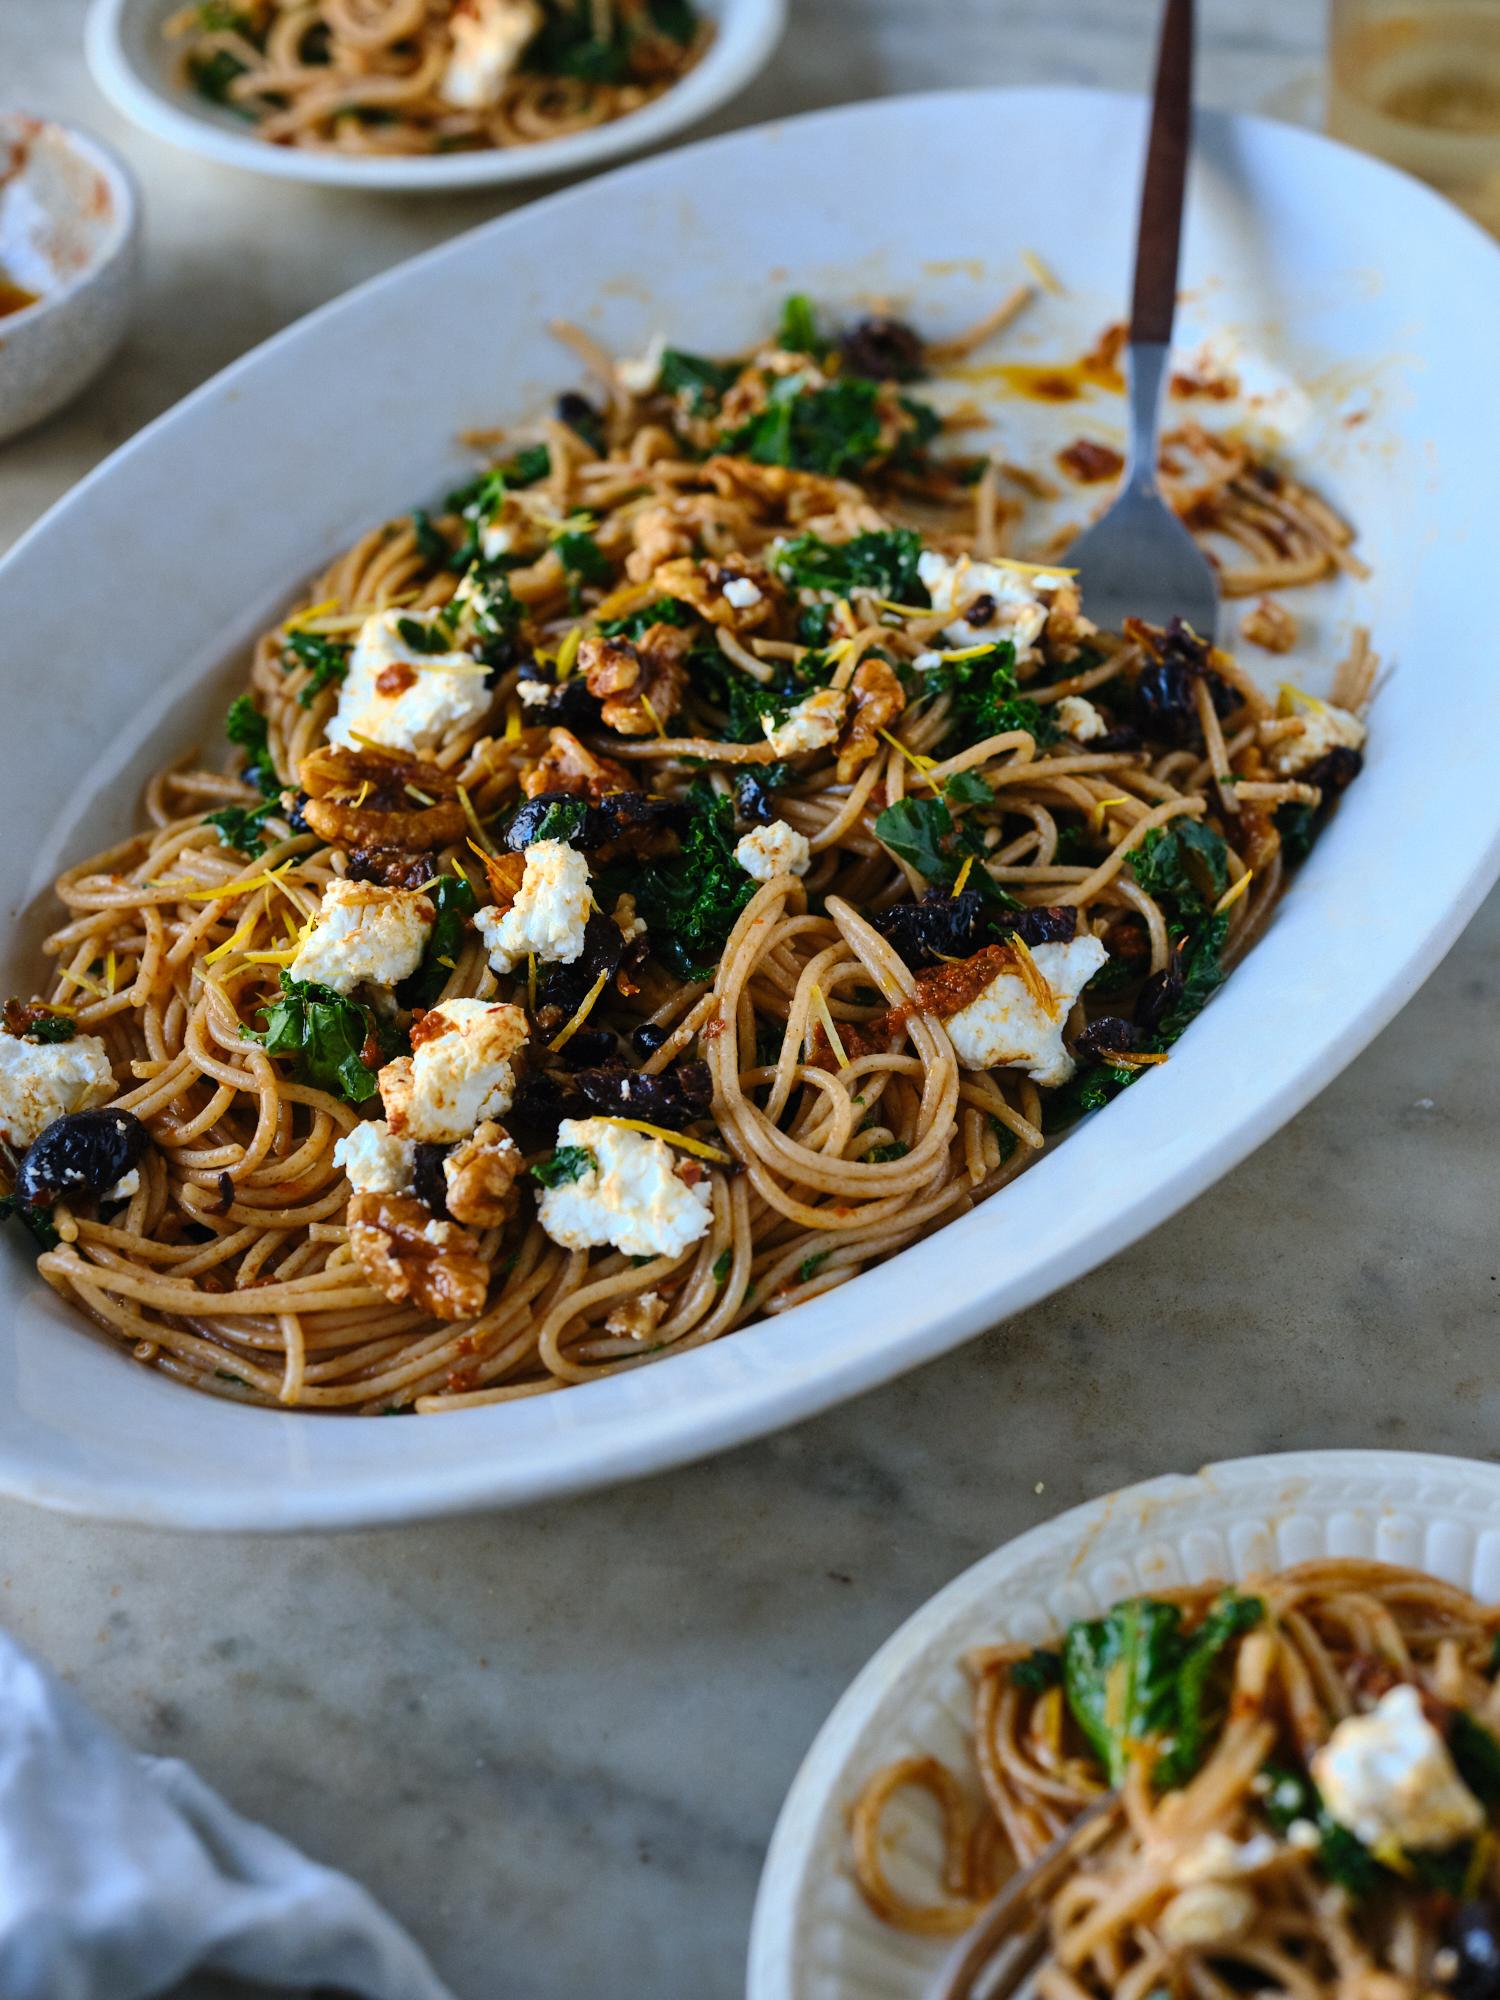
[0,114,140,445]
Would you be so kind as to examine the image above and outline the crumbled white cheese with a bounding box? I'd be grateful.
[1268,700,1366,777]
[1055,694,1108,742]
[942,935,1110,1087]
[480,517,516,561]
[474,839,592,975]
[735,819,812,883]
[763,688,846,759]
[379,998,528,1145]
[917,551,1069,659]
[333,1120,416,1196]
[0,1031,115,1149]
[1312,1684,1483,1852]
[327,609,493,757]
[611,893,646,943]
[103,1168,140,1204]
[617,332,666,395]
[289,878,435,996]
[514,679,552,708]
[438,0,541,108]
[1156,1882,1257,1950]
[536,1116,713,1259]
[722,576,764,610]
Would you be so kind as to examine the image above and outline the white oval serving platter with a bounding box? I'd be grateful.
[2,91,1500,1529]
[747,1449,1500,2000]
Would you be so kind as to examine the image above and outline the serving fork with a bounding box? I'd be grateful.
[1064,0,1219,642]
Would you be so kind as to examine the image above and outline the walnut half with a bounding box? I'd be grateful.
[443,1121,523,1229]
[347,1191,489,1322]
[298,744,466,852]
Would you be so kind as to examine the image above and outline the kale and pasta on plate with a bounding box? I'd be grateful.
[0,290,1373,1413]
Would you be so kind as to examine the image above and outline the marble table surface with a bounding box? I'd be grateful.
[6,5,1497,1997]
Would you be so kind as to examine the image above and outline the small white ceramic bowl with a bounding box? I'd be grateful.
[0,115,140,445]
[85,0,787,193]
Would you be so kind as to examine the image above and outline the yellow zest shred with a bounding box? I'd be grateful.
[436,955,457,971]
[555,625,583,681]
[241,947,301,966]
[639,692,667,740]
[1214,869,1254,916]
[203,918,258,968]
[878,728,937,777]
[874,599,935,618]
[404,784,436,806]
[451,858,473,893]
[808,982,849,1069]
[352,780,371,809]
[988,555,1079,578]
[1103,1049,1171,1069]
[458,785,497,856]
[595,1118,730,1164]
[1088,795,1129,834]
[179,860,296,903]
[593,580,651,621]
[527,952,537,1014]
[57,966,105,998]
[1022,247,1064,295]
[952,855,975,895]
[1277,681,1327,717]
[281,596,339,634]
[1007,933,1059,1016]
[504,701,523,743]
[104,950,117,995]
[547,967,612,1052]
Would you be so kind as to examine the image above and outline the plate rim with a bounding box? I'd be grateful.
[4,88,1500,1530]
[745,1447,1500,1999]
[83,0,788,191]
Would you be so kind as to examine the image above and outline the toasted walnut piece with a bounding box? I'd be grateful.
[1240,597,1299,654]
[521,727,631,801]
[298,744,465,852]
[650,555,781,633]
[579,622,691,736]
[626,504,696,583]
[1042,580,1097,663]
[604,1290,667,1340]
[347,1190,489,1322]
[442,1120,523,1229]
[836,658,906,784]
[704,454,855,521]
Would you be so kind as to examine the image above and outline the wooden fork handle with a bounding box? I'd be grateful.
[1130,0,1195,347]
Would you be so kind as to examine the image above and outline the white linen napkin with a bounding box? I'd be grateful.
[0,1630,457,2000]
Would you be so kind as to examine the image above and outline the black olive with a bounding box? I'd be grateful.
[286,790,313,836]
[1002,906,1078,949]
[1302,745,1363,795]
[1441,1902,1500,2000]
[555,390,606,454]
[1135,617,1237,746]
[17,1110,149,1209]
[345,848,434,890]
[840,315,926,383]
[518,674,601,731]
[598,792,688,845]
[505,790,685,856]
[735,773,778,824]
[870,889,989,969]
[1091,724,1142,754]
[536,913,623,1020]
[411,1143,452,1220]
[571,1058,713,1130]
[1073,1016,1140,1065]
[632,1022,668,1057]
[554,1028,617,1071]
[1134,950,1185,1034]
[507,1072,566,1151]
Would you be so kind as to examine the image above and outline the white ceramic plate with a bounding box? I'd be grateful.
[84,0,785,191]
[3,90,1500,1531]
[747,1449,1500,2000]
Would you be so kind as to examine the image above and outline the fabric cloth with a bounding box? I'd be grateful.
[0,1632,456,2000]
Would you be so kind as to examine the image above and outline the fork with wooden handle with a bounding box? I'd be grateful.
[1063,0,1219,642]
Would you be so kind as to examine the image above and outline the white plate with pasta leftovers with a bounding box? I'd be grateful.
[85,0,785,191]
[747,1448,1500,2000]
[1,90,1500,1530]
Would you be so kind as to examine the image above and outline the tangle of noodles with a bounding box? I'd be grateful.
[164,0,709,158]
[850,1559,1500,1998]
[0,291,1375,1414]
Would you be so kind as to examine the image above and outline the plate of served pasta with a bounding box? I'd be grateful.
[85,0,784,189]
[748,1450,1500,2000]
[1,89,1499,1527]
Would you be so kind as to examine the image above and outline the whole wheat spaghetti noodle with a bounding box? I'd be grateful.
[164,0,709,158]
[850,1559,1500,1998]
[0,292,1371,1414]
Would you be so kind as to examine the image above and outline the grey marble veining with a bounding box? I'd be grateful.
[5,4,1493,1998]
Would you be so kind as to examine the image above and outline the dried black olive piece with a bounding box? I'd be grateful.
[632,1022,668,1057]
[840,315,926,383]
[505,790,686,855]
[1091,725,1142,754]
[507,1072,566,1151]
[1134,950,1185,1034]
[286,790,313,836]
[570,1057,713,1130]
[598,792,689,844]
[1441,1902,1500,2000]
[555,390,606,454]
[735,773,778,824]
[536,913,624,1020]
[1134,617,1237,746]
[411,1143,453,1221]
[870,889,988,968]
[17,1110,149,1209]
[517,673,601,732]
[1002,906,1078,949]
[345,848,435,890]
[1073,1017,1140,1065]
[554,1028,618,1071]
[1301,745,1363,795]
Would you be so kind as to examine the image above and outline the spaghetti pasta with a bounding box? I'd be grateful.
[0,293,1371,1413]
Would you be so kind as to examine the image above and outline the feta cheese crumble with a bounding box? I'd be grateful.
[333,1120,416,1197]
[1312,1684,1483,1852]
[1268,700,1366,777]
[942,935,1109,1087]
[327,609,493,757]
[722,576,764,610]
[438,0,541,109]
[917,551,1070,660]
[379,998,528,1145]
[617,331,666,396]
[1055,694,1108,742]
[289,878,435,996]
[536,1116,713,1259]
[735,819,812,883]
[474,839,592,975]
[763,688,846,760]
[0,1030,115,1149]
